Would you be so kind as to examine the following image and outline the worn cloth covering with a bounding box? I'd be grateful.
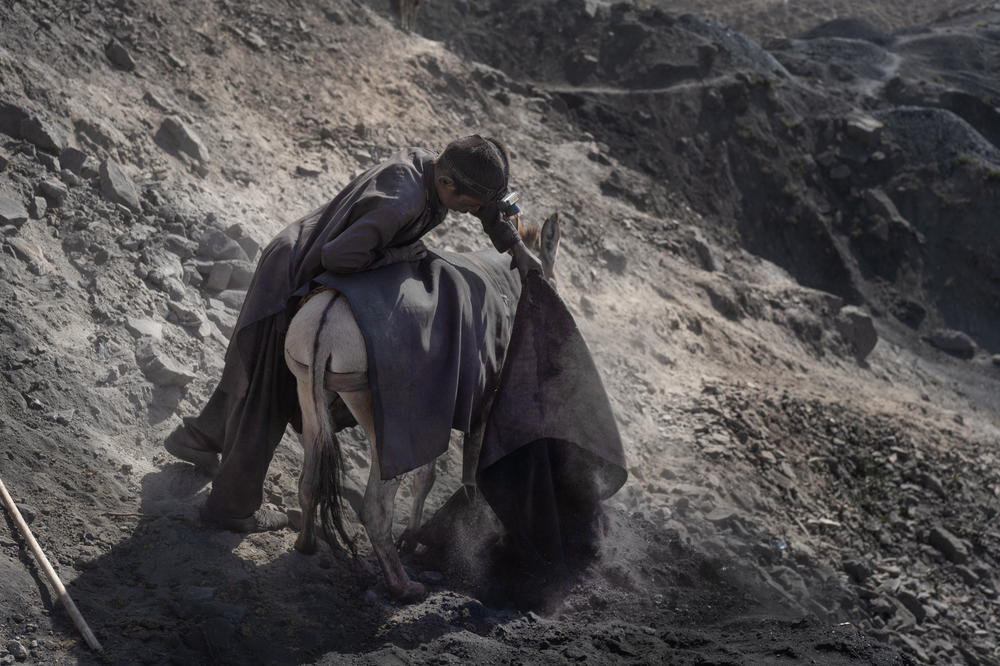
[475,272,627,565]
[316,249,521,479]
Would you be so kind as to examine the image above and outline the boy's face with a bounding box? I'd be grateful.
[435,175,490,214]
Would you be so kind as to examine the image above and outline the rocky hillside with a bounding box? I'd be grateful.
[1,0,998,664]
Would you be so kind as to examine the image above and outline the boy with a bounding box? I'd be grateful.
[166,135,542,531]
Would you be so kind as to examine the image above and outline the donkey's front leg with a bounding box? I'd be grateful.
[362,441,427,602]
[396,462,436,554]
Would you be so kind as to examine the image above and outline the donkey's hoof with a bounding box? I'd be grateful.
[391,580,428,604]
[294,533,317,555]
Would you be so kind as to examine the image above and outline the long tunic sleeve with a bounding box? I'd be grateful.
[320,164,426,273]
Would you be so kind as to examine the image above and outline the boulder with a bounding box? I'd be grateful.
[0,101,30,138]
[0,194,29,227]
[155,116,208,163]
[205,262,234,292]
[105,39,137,71]
[927,525,969,564]
[927,329,976,359]
[136,341,197,388]
[19,114,68,153]
[99,159,141,213]
[37,179,68,207]
[206,308,237,338]
[217,289,247,310]
[216,259,255,289]
[198,229,248,261]
[836,306,878,360]
[125,317,164,341]
[845,113,885,146]
[59,147,89,175]
[30,196,47,219]
[225,223,260,259]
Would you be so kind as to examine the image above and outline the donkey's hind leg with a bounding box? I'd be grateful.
[339,388,427,602]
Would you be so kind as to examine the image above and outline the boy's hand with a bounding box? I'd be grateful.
[384,240,427,264]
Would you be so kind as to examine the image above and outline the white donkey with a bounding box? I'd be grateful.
[284,214,560,601]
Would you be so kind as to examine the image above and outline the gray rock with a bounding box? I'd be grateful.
[135,340,197,387]
[183,263,204,288]
[5,237,52,273]
[198,229,248,261]
[600,242,628,274]
[895,589,927,623]
[296,163,323,177]
[927,526,969,564]
[688,228,717,271]
[105,39,136,71]
[30,197,46,219]
[829,163,852,179]
[37,179,68,206]
[862,188,910,240]
[35,151,58,171]
[887,597,917,631]
[955,565,980,585]
[145,252,185,286]
[0,101,29,138]
[60,169,82,187]
[19,115,68,153]
[244,31,267,51]
[167,298,207,327]
[205,261,234,291]
[845,113,885,146]
[217,289,247,310]
[15,504,36,524]
[993,354,1000,367]
[225,223,260,259]
[162,277,187,301]
[59,147,88,174]
[0,194,29,227]
[927,329,976,359]
[162,234,197,259]
[843,557,872,584]
[5,640,27,661]
[836,306,878,360]
[216,259,254,289]
[99,158,141,213]
[125,317,164,341]
[699,281,742,320]
[155,116,208,163]
[206,308,236,338]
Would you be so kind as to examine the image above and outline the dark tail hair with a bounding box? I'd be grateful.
[309,295,356,557]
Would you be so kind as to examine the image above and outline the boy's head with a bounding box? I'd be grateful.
[434,135,510,214]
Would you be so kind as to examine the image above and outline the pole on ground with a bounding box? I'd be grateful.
[0,477,103,652]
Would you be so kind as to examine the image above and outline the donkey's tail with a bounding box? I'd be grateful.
[309,294,356,557]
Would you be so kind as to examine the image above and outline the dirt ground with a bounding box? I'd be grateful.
[1,1,999,664]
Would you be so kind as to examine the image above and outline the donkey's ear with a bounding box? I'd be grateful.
[540,213,561,281]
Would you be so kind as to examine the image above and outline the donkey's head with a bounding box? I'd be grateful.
[516,213,561,282]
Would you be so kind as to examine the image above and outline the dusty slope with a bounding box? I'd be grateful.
[0,1,998,665]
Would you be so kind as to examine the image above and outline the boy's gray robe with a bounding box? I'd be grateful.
[196,148,451,518]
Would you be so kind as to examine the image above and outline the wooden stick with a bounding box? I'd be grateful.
[0,477,103,652]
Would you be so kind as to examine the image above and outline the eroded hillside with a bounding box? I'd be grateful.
[0,1,998,664]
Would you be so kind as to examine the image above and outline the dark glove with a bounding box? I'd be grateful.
[475,203,519,253]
